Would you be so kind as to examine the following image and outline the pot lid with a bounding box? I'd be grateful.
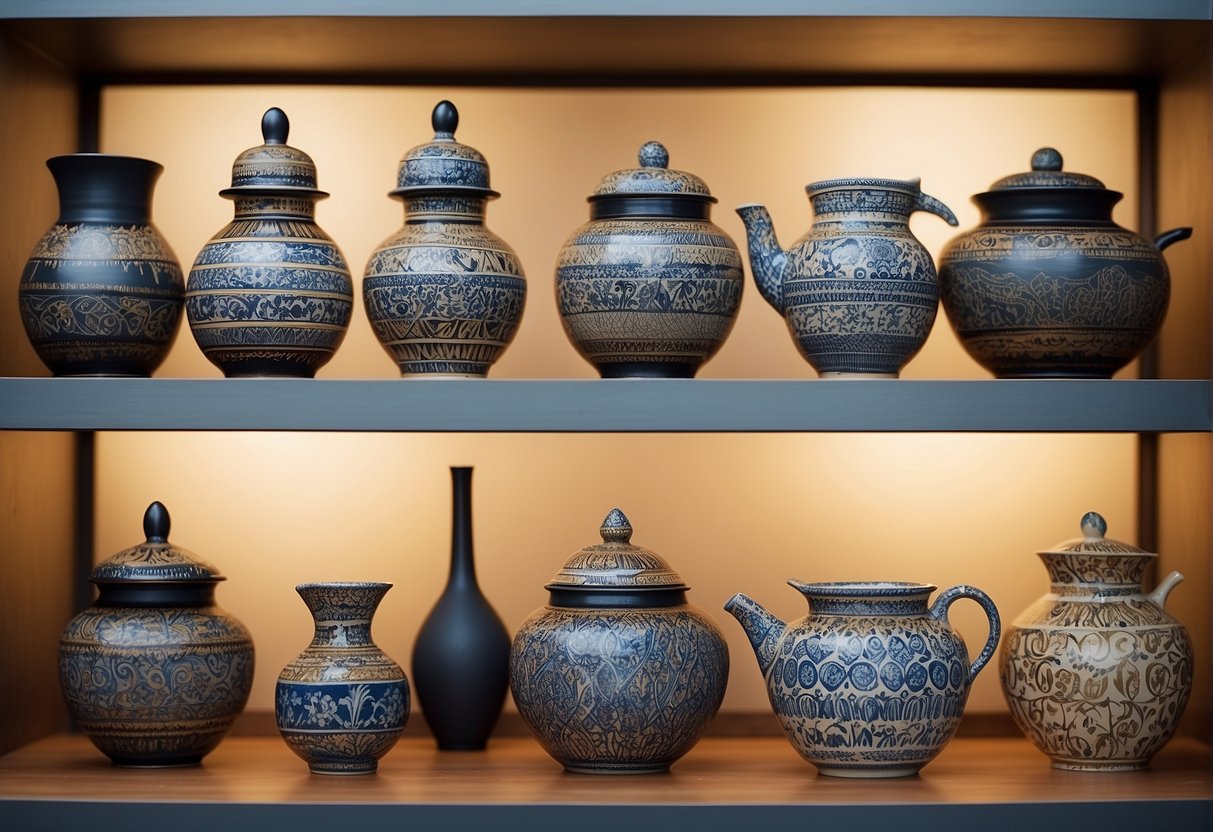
[1040,511,1153,556]
[220,107,326,198]
[90,502,224,583]
[546,508,689,590]
[392,100,498,198]
[590,141,714,200]
[989,147,1106,190]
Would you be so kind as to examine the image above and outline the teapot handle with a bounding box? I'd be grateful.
[915,191,959,227]
[928,584,1001,684]
[1154,227,1192,251]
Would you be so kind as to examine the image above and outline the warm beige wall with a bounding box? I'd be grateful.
[95,86,1147,718]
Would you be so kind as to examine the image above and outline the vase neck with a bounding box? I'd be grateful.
[794,581,933,617]
[403,194,486,224]
[49,155,161,225]
[232,194,316,220]
[311,620,374,648]
[1040,551,1151,588]
[297,582,389,647]
[448,466,477,588]
[808,185,915,226]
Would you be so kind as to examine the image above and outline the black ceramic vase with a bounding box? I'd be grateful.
[411,466,511,750]
[19,154,184,376]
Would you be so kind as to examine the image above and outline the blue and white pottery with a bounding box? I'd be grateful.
[737,177,958,377]
[58,502,254,766]
[186,107,353,377]
[725,580,999,778]
[938,148,1191,378]
[19,154,184,376]
[556,141,743,378]
[363,100,525,377]
[510,509,728,774]
[276,582,408,775]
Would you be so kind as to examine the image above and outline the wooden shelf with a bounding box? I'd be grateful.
[0,735,1208,830]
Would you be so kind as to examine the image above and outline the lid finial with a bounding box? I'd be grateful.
[143,501,171,543]
[261,107,289,146]
[433,100,459,139]
[1031,147,1063,172]
[639,141,669,169]
[600,508,633,543]
[1080,510,1107,541]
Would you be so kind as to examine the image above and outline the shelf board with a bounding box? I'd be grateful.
[0,378,1208,433]
[0,735,1208,830]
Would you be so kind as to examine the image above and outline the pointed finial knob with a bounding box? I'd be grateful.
[262,108,290,145]
[639,141,669,169]
[1080,510,1107,541]
[144,501,171,543]
[600,508,633,543]
[433,100,459,138]
[1032,147,1063,172]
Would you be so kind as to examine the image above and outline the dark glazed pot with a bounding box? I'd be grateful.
[363,101,526,377]
[19,154,184,376]
[186,108,354,377]
[555,141,744,378]
[412,467,511,750]
[938,148,1192,378]
[58,502,254,766]
[510,509,728,774]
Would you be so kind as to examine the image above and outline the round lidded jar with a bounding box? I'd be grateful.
[938,147,1191,378]
[556,141,744,378]
[58,502,254,766]
[509,508,728,773]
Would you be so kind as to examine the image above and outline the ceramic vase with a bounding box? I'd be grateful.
[726,580,999,777]
[363,100,525,377]
[555,141,744,378]
[412,467,510,750]
[938,148,1191,378]
[58,502,254,766]
[19,154,184,376]
[737,177,958,377]
[276,582,409,774]
[1000,511,1193,770]
[186,107,353,377]
[510,509,728,774]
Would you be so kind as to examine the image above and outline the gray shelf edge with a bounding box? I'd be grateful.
[0,378,1208,433]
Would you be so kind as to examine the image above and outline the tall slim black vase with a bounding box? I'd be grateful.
[412,466,511,750]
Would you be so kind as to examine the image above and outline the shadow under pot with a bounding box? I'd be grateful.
[510,508,728,774]
[19,154,184,376]
[938,147,1192,378]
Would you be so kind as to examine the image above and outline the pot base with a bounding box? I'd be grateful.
[818,372,898,379]
[308,762,379,776]
[563,762,671,775]
[597,362,697,379]
[815,765,922,779]
[1050,759,1149,773]
[111,755,204,768]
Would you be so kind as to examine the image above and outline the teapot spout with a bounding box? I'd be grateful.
[724,593,787,678]
[1155,227,1193,251]
[735,204,787,314]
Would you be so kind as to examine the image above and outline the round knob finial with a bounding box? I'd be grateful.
[1031,147,1063,172]
[261,107,290,145]
[639,141,669,169]
[600,508,633,543]
[432,100,459,138]
[1080,510,1107,540]
[143,501,171,543]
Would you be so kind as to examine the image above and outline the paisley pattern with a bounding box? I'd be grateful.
[510,606,728,773]
[187,198,353,378]
[59,606,254,766]
[556,218,743,377]
[939,226,1170,378]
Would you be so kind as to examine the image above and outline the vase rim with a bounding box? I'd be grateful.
[48,152,162,169]
[295,581,393,591]
[790,580,936,597]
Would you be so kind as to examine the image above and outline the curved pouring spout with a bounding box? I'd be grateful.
[724,593,787,678]
[736,204,787,315]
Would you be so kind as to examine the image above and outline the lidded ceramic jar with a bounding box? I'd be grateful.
[363,101,526,377]
[938,148,1192,378]
[1000,511,1193,771]
[556,141,744,378]
[58,502,254,766]
[510,509,728,773]
[186,107,354,377]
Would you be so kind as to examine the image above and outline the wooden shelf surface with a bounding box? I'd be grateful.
[0,735,1208,830]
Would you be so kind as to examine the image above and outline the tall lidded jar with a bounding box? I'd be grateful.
[363,101,526,377]
[1000,511,1193,770]
[510,509,728,774]
[555,141,744,378]
[186,108,354,377]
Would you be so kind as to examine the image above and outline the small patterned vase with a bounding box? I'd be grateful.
[737,178,957,377]
[1000,512,1193,771]
[555,141,744,378]
[276,582,409,775]
[510,509,728,774]
[186,108,353,377]
[19,154,184,376]
[58,502,254,766]
[938,148,1191,378]
[726,580,999,778]
[363,101,526,377]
